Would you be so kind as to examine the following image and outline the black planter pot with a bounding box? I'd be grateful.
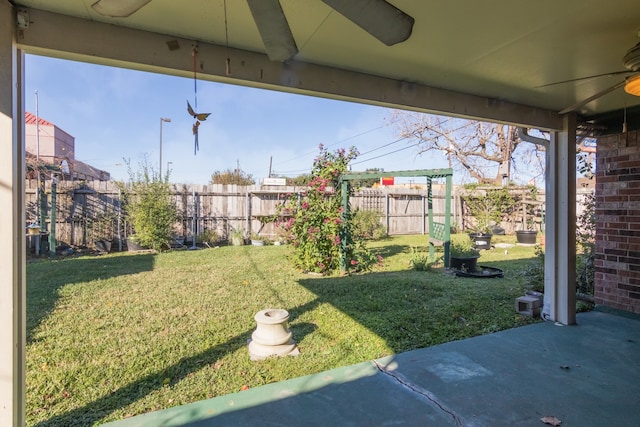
[469,233,493,250]
[126,238,147,252]
[491,226,505,235]
[95,239,112,253]
[516,230,538,244]
[450,255,480,273]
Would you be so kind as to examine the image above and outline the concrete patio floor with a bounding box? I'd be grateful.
[106,310,640,426]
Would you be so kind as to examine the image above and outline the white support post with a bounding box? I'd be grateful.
[544,115,577,325]
[0,1,27,424]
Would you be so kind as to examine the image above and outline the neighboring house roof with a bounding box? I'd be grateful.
[71,159,111,181]
[24,112,111,181]
[25,153,111,181]
[24,111,54,126]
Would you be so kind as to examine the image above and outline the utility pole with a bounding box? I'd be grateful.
[159,117,171,178]
[35,90,40,223]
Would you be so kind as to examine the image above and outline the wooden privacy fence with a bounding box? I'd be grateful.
[25,179,590,249]
[24,180,453,248]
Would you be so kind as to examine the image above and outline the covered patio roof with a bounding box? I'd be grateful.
[10,0,640,131]
[2,1,639,424]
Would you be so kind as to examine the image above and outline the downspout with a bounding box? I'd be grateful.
[516,127,549,148]
[517,127,551,320]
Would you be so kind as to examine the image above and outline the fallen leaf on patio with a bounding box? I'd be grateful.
[540,415,562,426]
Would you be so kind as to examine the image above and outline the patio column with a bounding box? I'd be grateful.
[544,114,577,325]
[0,0,27,424]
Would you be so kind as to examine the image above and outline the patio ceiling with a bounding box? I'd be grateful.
[11,0,640,132]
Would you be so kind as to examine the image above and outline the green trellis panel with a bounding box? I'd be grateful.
[339,168,453,271]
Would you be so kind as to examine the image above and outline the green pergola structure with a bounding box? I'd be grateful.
[338,168,453,271]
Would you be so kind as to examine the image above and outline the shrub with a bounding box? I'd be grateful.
[197,229,220,246]
[89,211,116,242]
[277,145,382,274]
[119,159,179,251]
[461,186,515,233]
[524,245,545,293]
[450,238,479,258]
[577,191,595,295]
[409,247,430,271]
[351,208,386,240]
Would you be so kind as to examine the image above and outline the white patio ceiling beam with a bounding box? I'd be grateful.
[16,8,563,131]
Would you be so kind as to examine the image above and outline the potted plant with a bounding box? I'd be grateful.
[250,232,266,246]
[230,228,245,246]
[91,211,115,253]
[196,229,219,248]
[449,238,480,272]
[516,227,538,245]
[514,186,540,244]
[516,201,539,245]
[463,186,515,250]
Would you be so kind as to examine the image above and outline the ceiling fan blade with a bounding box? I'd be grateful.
[536,70,633,89]
[321,0,414,46]
[559,80,626,115]
[91,0,152,17]
[247,0,298,62]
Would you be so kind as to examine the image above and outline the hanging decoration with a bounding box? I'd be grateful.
[188,44,211,154]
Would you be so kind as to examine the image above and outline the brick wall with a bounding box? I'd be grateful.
[594,129,640,313]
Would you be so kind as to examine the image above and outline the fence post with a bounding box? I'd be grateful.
[340,180,350,272]
[246,191,251,238]
[421,194,426,235]
[385,191,390,235]
[48,177,57,258]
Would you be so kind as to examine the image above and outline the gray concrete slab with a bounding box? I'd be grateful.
[107,311,640,426]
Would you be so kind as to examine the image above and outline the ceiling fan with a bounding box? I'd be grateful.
[91,0,415,62]
[553,41,640,114]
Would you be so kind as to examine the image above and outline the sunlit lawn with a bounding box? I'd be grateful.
[26,234,540,426]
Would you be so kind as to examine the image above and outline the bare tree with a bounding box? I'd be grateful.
[390,111,544,184]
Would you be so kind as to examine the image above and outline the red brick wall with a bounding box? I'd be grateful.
[594,129,640,313]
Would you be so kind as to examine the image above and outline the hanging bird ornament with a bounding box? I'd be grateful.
[187,100,211,149]
[188,44,211,154]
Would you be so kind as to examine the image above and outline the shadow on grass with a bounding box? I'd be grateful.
[33,246,539,425]
[35,301,321,427]
[371,244,413,259]
[26,253,155,343]
[296,250,540,354]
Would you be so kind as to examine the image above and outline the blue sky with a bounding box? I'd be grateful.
[25,54,450,185]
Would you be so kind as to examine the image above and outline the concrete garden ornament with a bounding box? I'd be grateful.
[248,309,300,361]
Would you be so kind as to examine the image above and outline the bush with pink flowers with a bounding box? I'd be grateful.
[278,145,382,274]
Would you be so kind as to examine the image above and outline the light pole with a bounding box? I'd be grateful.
[159,117,171,178]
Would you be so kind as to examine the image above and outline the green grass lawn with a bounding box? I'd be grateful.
[26,234,540,426]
